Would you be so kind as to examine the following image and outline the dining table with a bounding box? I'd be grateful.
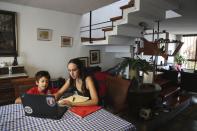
[0,104,136,131]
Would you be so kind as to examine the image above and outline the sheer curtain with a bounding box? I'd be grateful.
[180,36,197,69]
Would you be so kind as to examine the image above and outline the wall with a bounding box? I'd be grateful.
[0,2,118,78]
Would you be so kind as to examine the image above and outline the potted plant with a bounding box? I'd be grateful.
[175,54,186,65]
[117,57,153,81]
[174,54,186,71]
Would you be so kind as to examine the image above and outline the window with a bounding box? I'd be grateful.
[180,36,197,69]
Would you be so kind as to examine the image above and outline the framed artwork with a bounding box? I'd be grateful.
[89,50,100,64]
[0,10,18,56]
[78,57,89,67]
[37,28,52,41]
[61,36,73,47]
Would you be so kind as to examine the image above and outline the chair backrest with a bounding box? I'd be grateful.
[180,72,197,93]
[160,70,179,85]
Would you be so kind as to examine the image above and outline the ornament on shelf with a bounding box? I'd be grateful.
[12,56,18,66]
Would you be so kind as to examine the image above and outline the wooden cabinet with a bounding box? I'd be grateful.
[0,77,36,106]
[0,79,15,105]
[0,66,28,105]
[11,77,35,98]
[0,77,25,105]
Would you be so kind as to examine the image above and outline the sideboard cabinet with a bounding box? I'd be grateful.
[0,66,28,105]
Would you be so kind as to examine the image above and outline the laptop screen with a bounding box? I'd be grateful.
[21,93,68,119]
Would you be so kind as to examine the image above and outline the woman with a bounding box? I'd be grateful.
[55,58,98,106]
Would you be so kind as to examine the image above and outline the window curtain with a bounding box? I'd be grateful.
[180,36,197,69]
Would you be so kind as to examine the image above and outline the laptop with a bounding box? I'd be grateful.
[21,93,69,119]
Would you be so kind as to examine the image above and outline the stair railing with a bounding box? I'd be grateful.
[80,10,113,43]
[80,0,132,43]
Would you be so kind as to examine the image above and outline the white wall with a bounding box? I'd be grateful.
[0,2,117,78]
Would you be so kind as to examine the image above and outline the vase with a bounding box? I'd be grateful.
[12,56,18,66]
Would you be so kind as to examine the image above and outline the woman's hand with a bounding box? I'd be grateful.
[53,93,60,101]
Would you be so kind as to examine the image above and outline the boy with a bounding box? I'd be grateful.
[15,70,58,104]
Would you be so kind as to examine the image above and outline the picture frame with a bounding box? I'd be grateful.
[78,57,89,67]
[0,10,18,56]
[37,28,52,41]
[89,50,100,64]
[61,36,73,47]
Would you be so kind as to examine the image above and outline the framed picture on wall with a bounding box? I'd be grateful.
[0,10,18,56]
[37,28,52,41]
[89,50,100,64]
[78,57,89,67]
[61,36,73,47]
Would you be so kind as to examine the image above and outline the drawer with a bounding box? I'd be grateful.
[0,88,15,100]
[0,84,13,89]
[0,87,14,94]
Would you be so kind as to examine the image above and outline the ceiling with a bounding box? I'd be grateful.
[160,0,197,35]
[0,0,197,35]
[0,0,119,14]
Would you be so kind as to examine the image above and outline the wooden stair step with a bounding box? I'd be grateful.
[120,0,135,10]
[81,37,105,42]
[102,27,113,32]
[120,4,134,10]
[159,86,181,100]
[110,16,122,22]
[164,95,191,109]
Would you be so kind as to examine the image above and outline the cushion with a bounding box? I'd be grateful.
[93,71,109,97]
[50,77,65,88]
[92,71,109,106]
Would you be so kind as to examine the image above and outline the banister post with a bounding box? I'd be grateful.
[89,11,93,43]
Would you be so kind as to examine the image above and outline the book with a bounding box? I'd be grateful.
[58,95,89,106]
[69,106,102,118]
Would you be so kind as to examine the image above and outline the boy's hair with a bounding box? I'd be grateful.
[35,71,51,82]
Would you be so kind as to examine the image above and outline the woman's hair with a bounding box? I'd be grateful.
[35,70,51,82]
[68,58,88,94]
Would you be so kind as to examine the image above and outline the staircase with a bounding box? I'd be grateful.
[81,0,178,47]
